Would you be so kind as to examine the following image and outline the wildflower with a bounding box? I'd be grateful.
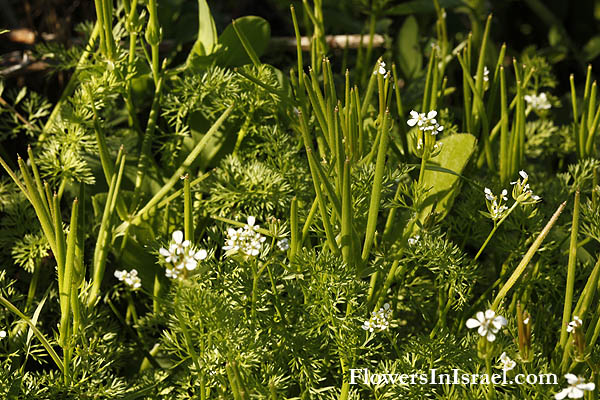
[177,248,207,271]
[555,374,595,399]
[373,60,387,76]
[407,235,420,246]
[566,316,582,333]
[524,92,551,112]
[407,110,427,127]
[160,230,208,278]
[159,243,179,264]
[407,110,444,135]
[223,216,267,257]
[497,352,516,371]
[277,238,289,251]
[114,269,142,290]
[466,309,507,342]
[0,330,6,340]
[511,170,541,203]
[171,230,190,254]
[165,266,180,279]
[483,188,509,221]
[474,66,490,83]
[362,303,392,333]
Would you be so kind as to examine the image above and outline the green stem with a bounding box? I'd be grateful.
[474,201,520,261]
[560,190,580,348]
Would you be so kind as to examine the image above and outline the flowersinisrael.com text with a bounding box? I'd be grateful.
[349,368,558,386]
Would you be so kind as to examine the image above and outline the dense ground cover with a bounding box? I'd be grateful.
[1,0,600,399]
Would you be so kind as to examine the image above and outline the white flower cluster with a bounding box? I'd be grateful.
[511,170,541,203]
[159,230,207,279]
[0,330,6,340]
[362,303,392,333]
[277,238,289,251]
[484,187,509,220]
[114,269,142,290]
[466,309,507,342]
[373,60,387,76]
[566,316,582,333]
[223,216,266,257]
[524,92,551,111]
[474,66,490,83]
[407,235,420,246]
[497,352,516,371]
[407,110,444,135]
[555,374,595,399]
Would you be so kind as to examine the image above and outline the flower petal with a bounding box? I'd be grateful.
[172,230,183,244]
[565,374,578,384]
[466,318,481,329]
[194,249,208,260]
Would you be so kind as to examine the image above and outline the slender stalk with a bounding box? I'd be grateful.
[361,109,390,263]
[184,174,193,243]
[474,202,520,261]
[132,67,165,208]
[60,199,78,384]
[125,105,234,228]
[560,190,580,348]
[88,149,126,306]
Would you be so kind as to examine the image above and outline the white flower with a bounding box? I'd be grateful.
[362,303,392,333]
[165,266,180,279]
[555,374,595,399]
[373,61,386,75]
[497,352,516,371]
[114,269,142,290]
[511,170,541,203]
[474,66,490,83]
[567,316,583,333]
[171,230,190,254]
[177,248,208,271]
[524,92,552,111]
[0,330,6,339]
[466,309,507,342]
[159,244,179,264]
[223,216,267,257]
[407,110,443,135]
[160,230,208,278]
[407,235,420,246]
[277,238,289,251]
[484,187,494,201]
[407,110,426,127]
[483,188,510,221]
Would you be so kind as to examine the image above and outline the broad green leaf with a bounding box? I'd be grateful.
[418,133,477,224]
[583,35,600,62]
[218,16,270,67]
[397,16,422,79]
[194,0,217,55]
[185,0,219,69]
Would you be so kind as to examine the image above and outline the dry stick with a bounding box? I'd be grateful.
[491,201,566,310]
